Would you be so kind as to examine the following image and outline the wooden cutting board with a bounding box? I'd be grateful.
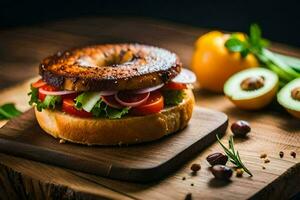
[0,107,228,182]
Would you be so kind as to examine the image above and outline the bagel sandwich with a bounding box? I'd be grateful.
[29,44,196,145]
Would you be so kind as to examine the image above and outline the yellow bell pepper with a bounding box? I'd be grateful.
[192,31,259,93]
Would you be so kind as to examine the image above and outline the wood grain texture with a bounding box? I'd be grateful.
[0,17,299,199]
[0,107,227,182]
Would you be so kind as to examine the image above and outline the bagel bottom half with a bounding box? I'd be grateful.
[35,89,195,145]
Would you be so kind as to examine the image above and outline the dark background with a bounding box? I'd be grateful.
[1,0,300,47]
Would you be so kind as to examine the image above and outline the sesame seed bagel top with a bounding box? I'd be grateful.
[39,44,182,91]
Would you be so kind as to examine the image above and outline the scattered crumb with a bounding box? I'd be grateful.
[279,151,284,158]
[185,193,192,200]
[236,168,244,177]
[260,153,267,159]
[190,183,194,186]
[290,151,296,158]
[262,166,266,170]
[190,163,201,173]
[264,159,270,163]
[182,177,186,180]
[59,139,65,144]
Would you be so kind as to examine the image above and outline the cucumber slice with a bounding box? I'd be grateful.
[76,92,101,112]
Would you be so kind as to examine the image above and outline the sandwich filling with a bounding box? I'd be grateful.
[29,78,191,119]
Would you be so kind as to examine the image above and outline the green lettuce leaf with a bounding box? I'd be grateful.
[74,93,84,108]
[162,90,185,106]
[91,98,106,117]
[43,95,62,109]
[28,86,61,111]
[28,85,39,106]
[91,99,130,119]
[105,106,130,119]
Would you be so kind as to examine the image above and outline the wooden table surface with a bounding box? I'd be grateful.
[0,17,299,200]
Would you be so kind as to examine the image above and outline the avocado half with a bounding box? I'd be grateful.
[224,68,279,110]
[277,78,300,119]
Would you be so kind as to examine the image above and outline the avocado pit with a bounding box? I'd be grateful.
[240,76,265,91]
[291,87,300,101]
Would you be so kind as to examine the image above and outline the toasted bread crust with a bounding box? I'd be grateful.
[40,44,181,91]
[35,89,194,145]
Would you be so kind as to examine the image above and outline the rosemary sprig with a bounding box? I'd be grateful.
[216,135,253,176]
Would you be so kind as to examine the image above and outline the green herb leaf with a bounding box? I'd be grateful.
[249,23,261,46]
[240,48,250,58]
[259,39,270,48]
[162,90,185,106]
[217,135,253,176]
[225,24,267,57]
[225,38,247,52]
[0,103,22,119]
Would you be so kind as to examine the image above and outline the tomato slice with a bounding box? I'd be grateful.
[163,82,187,90]
[116,92,150,103]
[62,98,93,118]
[61,93,78,100]
[130,91,164,116]
[38,85,59,101]
[32,79,46,88]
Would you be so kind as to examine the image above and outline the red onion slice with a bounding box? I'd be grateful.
[102,95,124,109]
[172,68,196,84]
[133,84,164,94]
[115,92,150,107]
[39,88,77,96]
[99,90,118,96]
